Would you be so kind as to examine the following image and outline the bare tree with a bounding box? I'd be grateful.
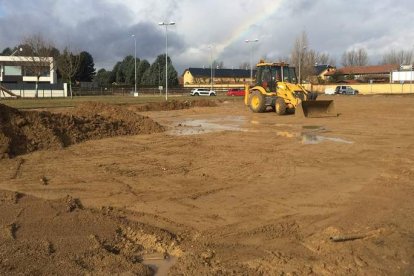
[381,49,413,65]
[57,47,81,99]
[20,35,59,98]
[316,52,336,66]
[290,31,309,83]
[239,62,250,70]
[341,48,369,67]
[213,60,224,69]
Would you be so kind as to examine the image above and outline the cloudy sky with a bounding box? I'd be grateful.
[1,0,413,73]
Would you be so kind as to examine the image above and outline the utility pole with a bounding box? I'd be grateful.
[158,21,175,101]
[245,39,259,84]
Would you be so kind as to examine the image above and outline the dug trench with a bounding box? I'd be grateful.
[0,95,414,275]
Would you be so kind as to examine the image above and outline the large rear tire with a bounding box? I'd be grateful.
[275,97,287,115]
[249,91,266,113]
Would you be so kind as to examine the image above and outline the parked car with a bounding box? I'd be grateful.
[324,88,336,95]
[226,88,245,96]
[190,88,216,96]
[335,85,359,95]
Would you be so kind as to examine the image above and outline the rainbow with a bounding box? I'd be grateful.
[215,0,284,57]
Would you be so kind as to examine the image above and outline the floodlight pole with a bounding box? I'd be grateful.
[10,47,23,56]
[299,46,307,84]
[411,46,414,94]
[245,39,259,84]
[208,45,213,91]
[158,21,175,101]
[131,35,137,96]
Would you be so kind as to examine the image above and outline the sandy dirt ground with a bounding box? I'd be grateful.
[1,95,414,275]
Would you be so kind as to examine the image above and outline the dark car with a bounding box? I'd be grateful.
[226,88,245,96]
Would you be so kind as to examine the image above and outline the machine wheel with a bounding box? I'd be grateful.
[249,91,266,113]
[275,97,287,115]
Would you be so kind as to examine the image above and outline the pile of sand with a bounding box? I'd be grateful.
[132,99,218,112]
[0,103,164,158]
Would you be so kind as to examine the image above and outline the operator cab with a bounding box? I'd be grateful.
[255,61,298,92]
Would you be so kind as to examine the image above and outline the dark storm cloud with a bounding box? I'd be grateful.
[1,0,414,72]
[0,0,185,69]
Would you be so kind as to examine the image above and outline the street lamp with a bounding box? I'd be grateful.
[298,46,307,85]
[245,39,259,84]
[410,45,414,93]
[131,35,137,96]
[10,47,23,56]
[208,45,213,91]
[158,21,175,101]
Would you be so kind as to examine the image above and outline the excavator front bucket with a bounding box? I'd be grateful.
[295,100,337,118]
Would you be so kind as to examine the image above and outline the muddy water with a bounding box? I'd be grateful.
[277,127,353,145]
[142,254,177,276]
[300,125,353,144]
[168,116,247,136]
[168,117,353,145]
[301,133,354,144]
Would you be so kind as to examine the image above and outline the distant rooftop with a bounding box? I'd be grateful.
[325,64,399,76]
[314,64,334,76]
[185,67,255,78]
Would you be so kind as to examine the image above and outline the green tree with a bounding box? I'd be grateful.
[94,68,114,87]
[142,54,178,86]
[329,70,344,83]
[121,55,136,85]
[112,61,123,84]
[57,48,81,98]
[137,59,150,85]
[76,51,96,82]
[1,47,12,55]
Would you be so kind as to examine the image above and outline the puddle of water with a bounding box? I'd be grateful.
[169,116,246,136]
[274,123,296,127]
[275,125,353,145]
[302,133,353,145]
[276,131,298,138]
[302,125,324,130]
[142,254,177,276]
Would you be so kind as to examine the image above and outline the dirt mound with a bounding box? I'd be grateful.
[0,189,182,275]
[133,99,217,112]
[0,103,164,158]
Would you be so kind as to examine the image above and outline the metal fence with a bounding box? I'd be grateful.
[0,83,66,98]
[71,86,231,96]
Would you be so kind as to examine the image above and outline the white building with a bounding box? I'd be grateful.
[0,55,57,84]
[0,56,67,98]
[391,65,414,83]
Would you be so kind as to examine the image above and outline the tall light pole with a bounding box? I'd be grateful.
[131,35,137,96]
[10,47,23,56]
[158,21,175,101]
[208,45,213,91]
[410,45,414,93]
[298,46,307,85]
[245,39,259,84]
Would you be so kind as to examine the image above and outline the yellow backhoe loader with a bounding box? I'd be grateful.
[244,61,336,117]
